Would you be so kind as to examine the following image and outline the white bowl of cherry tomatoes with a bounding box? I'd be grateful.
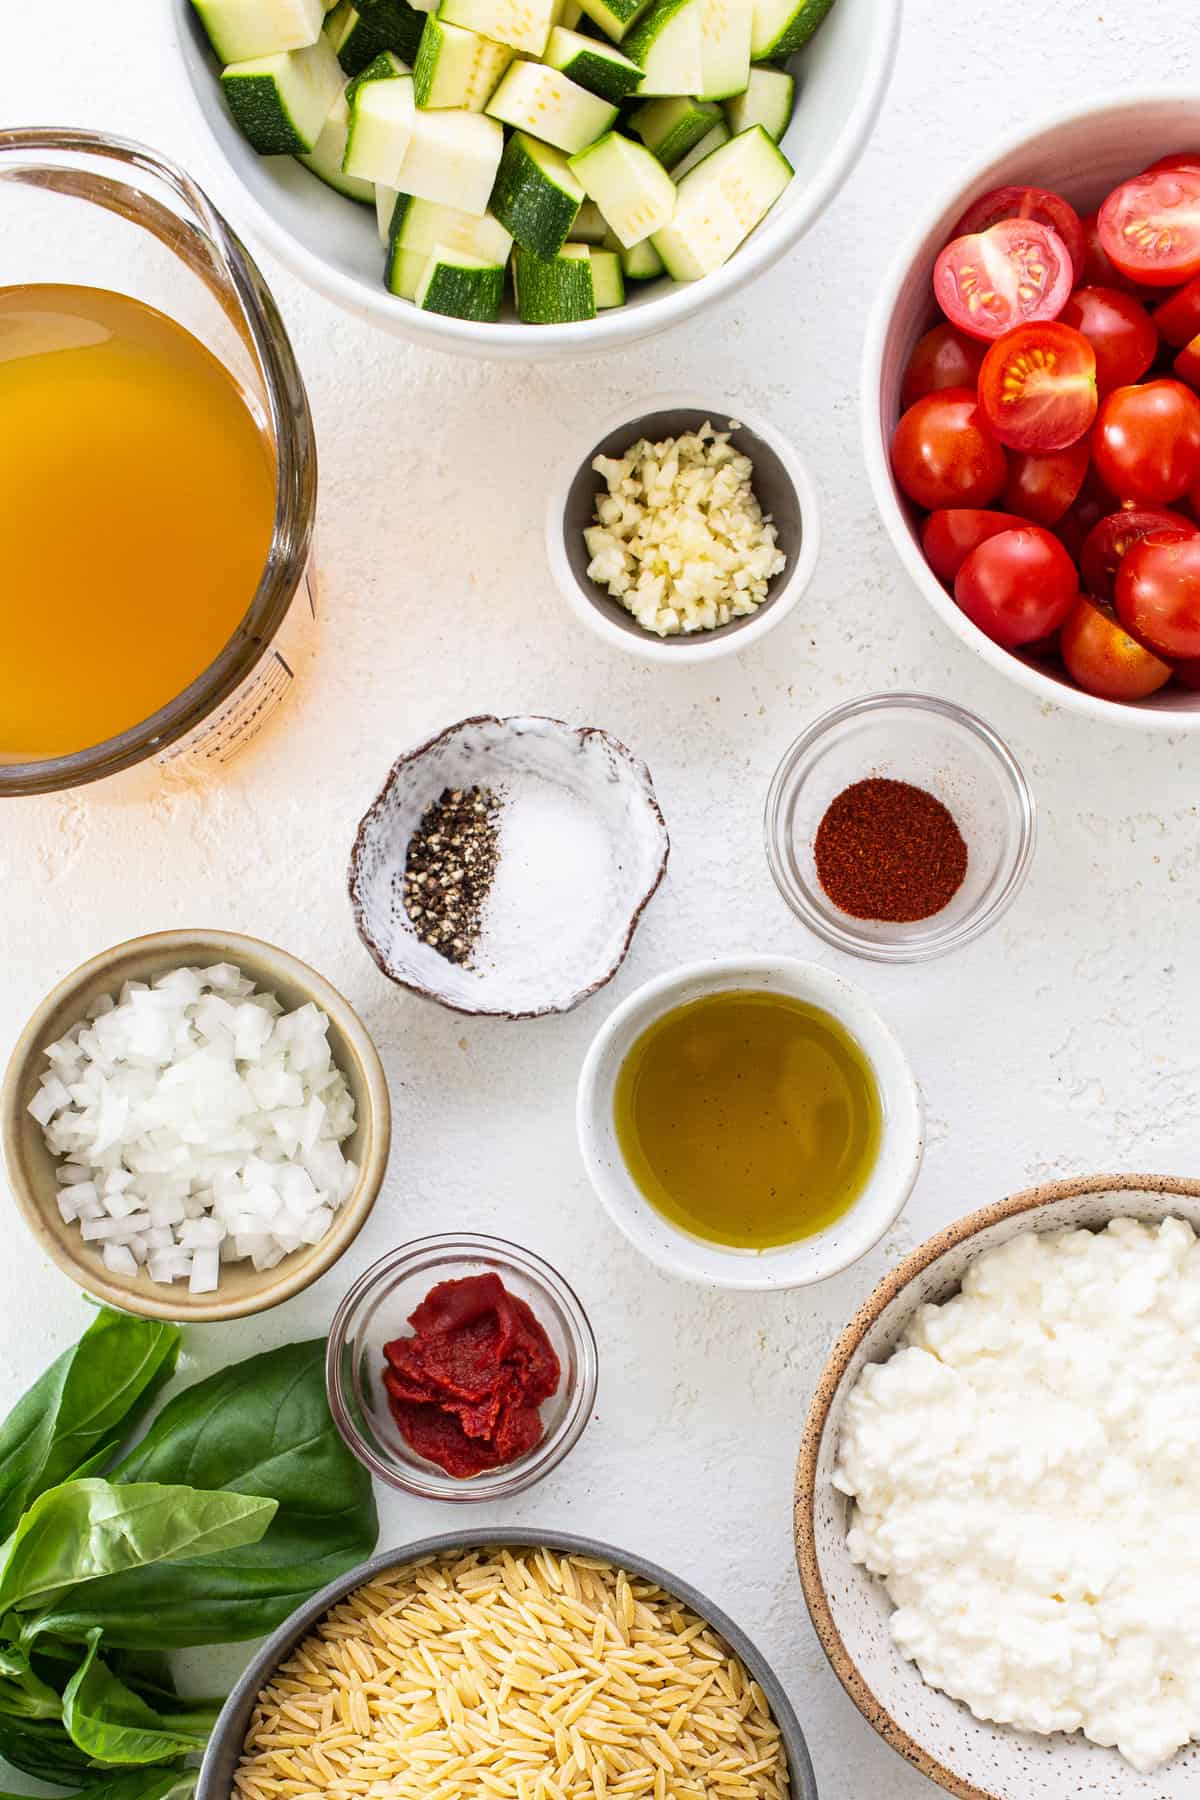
[864,94,1200,727]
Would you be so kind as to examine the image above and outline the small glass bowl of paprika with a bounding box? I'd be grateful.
[764,692,1036,963]
[326,1233,598,1501]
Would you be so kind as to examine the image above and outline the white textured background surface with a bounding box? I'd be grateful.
[4,5,1200,1796]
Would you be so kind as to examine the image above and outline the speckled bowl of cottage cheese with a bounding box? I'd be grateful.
[794,1173,1200,1800]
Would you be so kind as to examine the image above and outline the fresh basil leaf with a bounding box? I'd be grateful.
[0,1646,61,1719]
[0,1709,101,1785]
[62,1632,213,1766]
[0,1762,195,1800]
[0,1480,276,1616]
[0,1315,181,1538]
[22,1342,377,1647]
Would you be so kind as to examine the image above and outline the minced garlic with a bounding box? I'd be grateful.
[584,421,786,637]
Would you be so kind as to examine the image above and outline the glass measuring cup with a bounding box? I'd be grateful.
[0,127,318,796]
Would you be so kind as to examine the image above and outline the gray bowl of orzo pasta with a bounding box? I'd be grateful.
[200,1530,817,1800]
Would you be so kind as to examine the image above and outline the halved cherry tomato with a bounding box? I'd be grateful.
[1002,438,1091,525]
[890,388,1007,511]
[1098,165,1200,287]
[977,322,1097,451]
[1174,333,1200,391]
[1093,379,1200,502]
[1060,287,1158,393]
[950,185,1086,283]
[1080,210,1144,293]
[921,509,1029,584]
[1078,506,1197,599]
[954,526,1078,647]
[900,324,987,410]
[1115,530,1200,656]
[1060,594,1174,699]
[933,220,1074,343]
[1152,273,1200,345]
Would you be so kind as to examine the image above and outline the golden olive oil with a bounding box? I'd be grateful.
[0,284,276,761]
[614,990,882,1250]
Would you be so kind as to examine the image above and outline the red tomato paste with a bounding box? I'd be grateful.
[382,1273,561,1477]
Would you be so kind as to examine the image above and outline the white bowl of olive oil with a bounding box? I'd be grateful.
[576,957,923,1289]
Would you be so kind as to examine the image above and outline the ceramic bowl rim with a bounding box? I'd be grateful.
[792,1170,1200,1800]
[347,713,669,1019]
[0,928,391,1323]
[862,88,1200,732]
[171,0,902,361]
[576,953,924,1290]
[545,392,822,664]
[194,1527,819,1800]
[324,1232,600,1501]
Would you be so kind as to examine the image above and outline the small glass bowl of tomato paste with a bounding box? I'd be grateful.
[326,1234,598,1501]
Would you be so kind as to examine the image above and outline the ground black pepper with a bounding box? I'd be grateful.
[813,778,968,923]
[403,786,500,965]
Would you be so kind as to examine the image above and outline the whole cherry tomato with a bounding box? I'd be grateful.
[1002,439,1091,525]
[954,526,1079,646]
[890,388,1007,510]
[1092,379,1200,503]
[900,324,987,410]
[921,509,1029,584]
[934,220,1074,342]
[1060,287,1158,394]
[950,185,1086,283]
[1060,595,1174,699]
[1079,506,1198,599]
[1174,333,1200,391]
[1080,210,1146,293]
[1153,274,1200,347]
[1099,164,1200,287]
[1115,530,1200,657]
[977,323,1097,451]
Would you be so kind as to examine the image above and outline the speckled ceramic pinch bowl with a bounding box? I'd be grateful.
[1,929,391,1323]
[348,715,669,1019]
[195,1530,819,1800]
[577,955,923,1289]
[794,1172,1200,1800]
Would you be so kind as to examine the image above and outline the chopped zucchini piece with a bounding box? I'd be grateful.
[490,131,584,257]
[391,193,514,258]
[750,0,833,58]
[220,34,344,153]
[697,0,751,100]
[513,242,596,322]
[586,245,625,306]
[623,0,703,97]
[345,45,409,92]
[416,244,505,318]
[723,62,793,139]
[651,121,790,277]
[191,0,323,64]
[557,0,585,24]
[325,0,424,69]
[629,93,719,163]
[542,27,644,101]
[571,199,611,242]
[343,63,415,182]
[667,116,728,176]
[486,63,617,156]
[413,15,513,107]
[297,81,376,198]
[438,0,558,56]
[397,106,505,213]
[614,232,664,278]
[574,0,652,42]
[385,244,429,297]
[569,129,674,246]
[376,180,401,241]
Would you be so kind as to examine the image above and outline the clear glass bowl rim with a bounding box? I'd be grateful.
[325,1232,599,1502]
[0,127,316,796]
[763,690,1037,965]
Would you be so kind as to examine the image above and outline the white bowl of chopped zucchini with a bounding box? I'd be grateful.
[173,0,898,356]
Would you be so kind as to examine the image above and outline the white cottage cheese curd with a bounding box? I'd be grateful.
[834,1217,1200,1773]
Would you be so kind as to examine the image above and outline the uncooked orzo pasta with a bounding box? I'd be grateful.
[234,1547,790,1800]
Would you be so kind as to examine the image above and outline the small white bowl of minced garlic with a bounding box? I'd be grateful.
[546,395,820,663]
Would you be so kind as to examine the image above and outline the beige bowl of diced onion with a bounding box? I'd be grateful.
[1,930,391,1323]
[545,394,821,663]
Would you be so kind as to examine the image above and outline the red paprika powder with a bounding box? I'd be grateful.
[383,1273,561,1478]
[814,777,968,922]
